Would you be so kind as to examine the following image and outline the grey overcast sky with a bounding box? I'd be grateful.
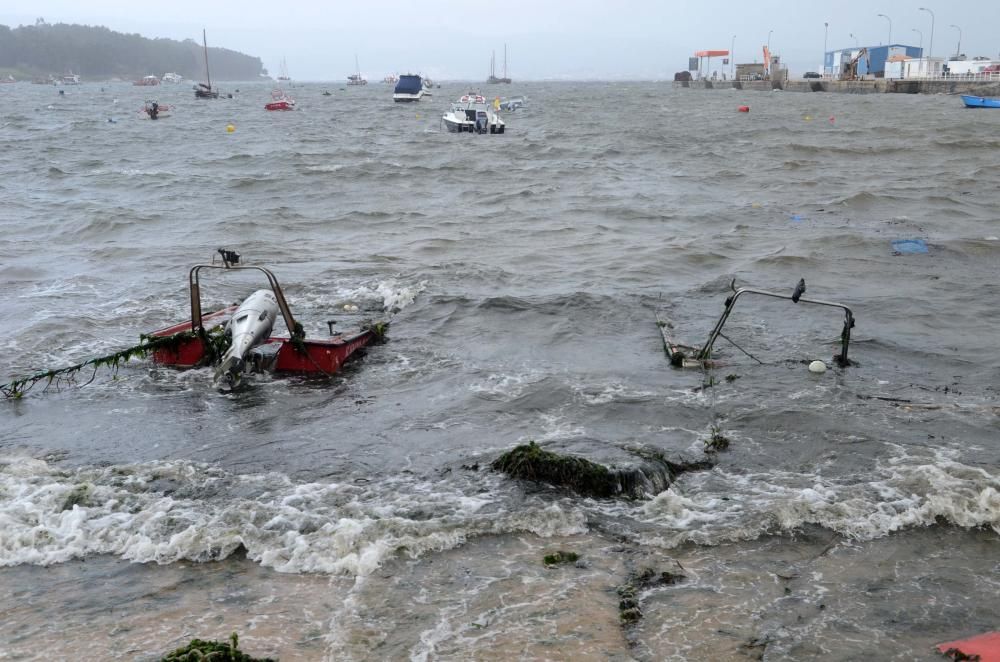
[2,1,999,80]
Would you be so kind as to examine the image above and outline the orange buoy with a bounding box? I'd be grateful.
[738,105,750,113]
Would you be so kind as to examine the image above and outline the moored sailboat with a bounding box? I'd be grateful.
[487,44,512,84]
[194,29,219,99]
[347,55,367,85]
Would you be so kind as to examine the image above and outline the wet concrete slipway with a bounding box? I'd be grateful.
[0,81,998,660]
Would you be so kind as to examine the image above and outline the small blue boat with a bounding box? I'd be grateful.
[961,95,1000,108]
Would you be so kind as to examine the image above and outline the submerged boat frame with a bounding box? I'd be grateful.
[147,253,381,376]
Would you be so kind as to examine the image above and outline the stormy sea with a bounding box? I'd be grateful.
[0,80,998,660]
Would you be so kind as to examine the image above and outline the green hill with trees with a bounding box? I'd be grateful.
[0,20,265,80]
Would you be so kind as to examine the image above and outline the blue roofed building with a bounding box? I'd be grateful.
[825,44,923,78]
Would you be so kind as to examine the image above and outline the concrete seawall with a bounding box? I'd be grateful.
[674,79,1000,96]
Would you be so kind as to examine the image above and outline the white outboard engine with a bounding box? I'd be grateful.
[214,289,279,387]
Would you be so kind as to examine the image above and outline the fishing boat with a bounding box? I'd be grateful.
[265,88,296,111]
[961,95,1000,108]
[441,94,506,134]
[487,45,512,84]
[140,99,172,119]
[194,29,219,99]
[0,75,15,84]
[347,55,367,85]
[277,57,291,82]
[145,250,385,385]
[383,74,398,84]
[134,75,160,86]
[393,74,424,102]
[60,73,80,85]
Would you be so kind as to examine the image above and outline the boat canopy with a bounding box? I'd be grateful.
[394,75,422,94]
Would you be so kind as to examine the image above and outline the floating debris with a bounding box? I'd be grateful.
[891,238,928,254]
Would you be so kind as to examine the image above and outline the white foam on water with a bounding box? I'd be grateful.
[573,381,657,405]
[299,279,427,314]
[468,370,545,399]
[0,455,586,575]
[630,447,1000,548]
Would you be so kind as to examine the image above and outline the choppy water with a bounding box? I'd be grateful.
[1,80,999,660]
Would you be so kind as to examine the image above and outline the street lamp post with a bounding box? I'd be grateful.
[949,24,962,57]
[766,29,773,78]
[877,14,892,45]
[919,7,935,59]
[824,22,829,76]
[731,35,737,78]
[912,28,923,51]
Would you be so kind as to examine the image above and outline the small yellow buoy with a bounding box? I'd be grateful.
[415,114,420,119]
[804,115,813,121]
[226,123,235,133]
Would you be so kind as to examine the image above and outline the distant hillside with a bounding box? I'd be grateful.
[0,21,265,80]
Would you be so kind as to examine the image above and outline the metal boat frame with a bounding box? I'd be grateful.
[189,250,301,340]
[697,279,855,367]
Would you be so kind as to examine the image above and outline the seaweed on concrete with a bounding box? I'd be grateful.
[160,632,275,662]
[491,441,620,498]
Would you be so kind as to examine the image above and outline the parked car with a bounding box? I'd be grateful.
[803,71,822,79]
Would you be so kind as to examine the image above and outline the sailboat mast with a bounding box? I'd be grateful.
[203,29,211,89]
[356,54,360,77]
[504,43,507,79]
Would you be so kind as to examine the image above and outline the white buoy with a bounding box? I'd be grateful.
[808,360,827,374]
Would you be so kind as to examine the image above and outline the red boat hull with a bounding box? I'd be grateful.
[265,101,294,111]
[146,308,377,375]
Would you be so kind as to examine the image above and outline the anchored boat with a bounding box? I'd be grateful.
[393,74,424,102]
[961,95,1000,108]
[441,94,506,134]
[265,88,296,111]
[141,99,172,119]
[146,250,385,387]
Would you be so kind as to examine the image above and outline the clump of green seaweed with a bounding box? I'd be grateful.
[617,566,686,627]
[491,441,619,498]
[704,424,731,453]
[543,551,580,566]
[161,632,274,662]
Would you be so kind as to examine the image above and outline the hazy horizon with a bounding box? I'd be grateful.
[3,0,999,80]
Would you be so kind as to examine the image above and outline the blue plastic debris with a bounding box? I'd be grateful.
[790,214,806,222]
[891,239,928,254]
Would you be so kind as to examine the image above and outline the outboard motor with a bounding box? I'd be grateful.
[149,102,159,119]
[214,289,279,387]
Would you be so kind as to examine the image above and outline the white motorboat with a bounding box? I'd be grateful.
[161,72,183,83]
[393,74,424,102]
[500,95,525,111]
[441,94,506,134]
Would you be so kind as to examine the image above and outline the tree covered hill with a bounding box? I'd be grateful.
[0,21,265,80]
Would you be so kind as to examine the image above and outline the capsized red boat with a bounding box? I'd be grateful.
[265,88,296,111]
[146,250,384,385]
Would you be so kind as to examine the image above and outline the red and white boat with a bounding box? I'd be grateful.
[134,75,160,86]
[145,251,384,381]
[265,89,296,111]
